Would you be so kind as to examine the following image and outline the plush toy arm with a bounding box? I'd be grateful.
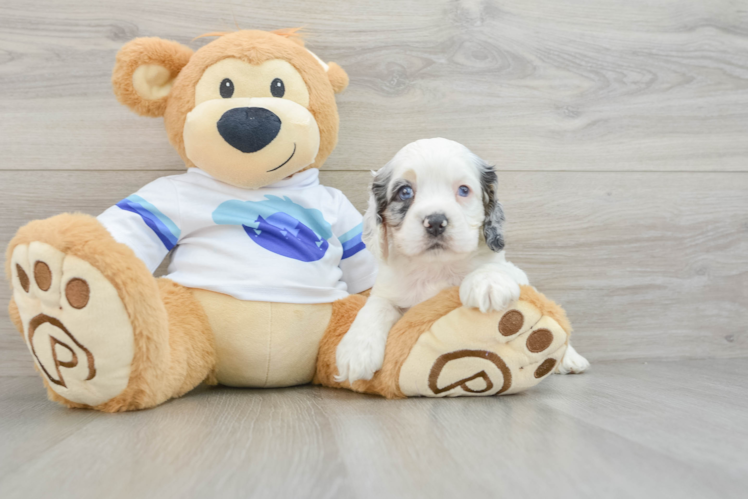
[340,254,378,295]
[97,177,182,272]
[333,193,378,294]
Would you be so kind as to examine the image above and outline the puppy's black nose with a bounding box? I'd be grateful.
[217,107,281,153]
[424,213,448,237]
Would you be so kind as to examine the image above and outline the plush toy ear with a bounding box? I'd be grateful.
[327,62,349,94]
[112,37,193,118]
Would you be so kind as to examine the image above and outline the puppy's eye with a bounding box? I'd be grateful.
[458,185,470,197]
[398,186,414,201]
[271,78,285,98]
[220,78,234,98]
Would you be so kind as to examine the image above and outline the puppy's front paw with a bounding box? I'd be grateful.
[334,324,387,384]
[460,269,520,313]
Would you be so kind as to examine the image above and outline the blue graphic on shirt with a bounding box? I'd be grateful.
[116,195,181,250]
[213,196,332,262]
[338,222,366,259]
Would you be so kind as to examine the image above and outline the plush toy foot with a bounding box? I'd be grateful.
[315,285,571,398]
[6,213,215,412]
[398,288,570,397]
[10,240,136,407]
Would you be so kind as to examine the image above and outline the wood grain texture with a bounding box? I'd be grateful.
[1,169,746,376]
[1,0,748,172]
[0,359,746,497]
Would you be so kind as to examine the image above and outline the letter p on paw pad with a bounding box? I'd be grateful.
[10,242,135,407]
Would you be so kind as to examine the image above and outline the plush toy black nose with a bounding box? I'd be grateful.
[217,107,282,153]
[424,213,448,237]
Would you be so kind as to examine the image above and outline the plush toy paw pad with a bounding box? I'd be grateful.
[10,242,135,406]
[398,300,569,397]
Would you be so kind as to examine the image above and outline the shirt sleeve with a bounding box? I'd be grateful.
[333,193,378,294]
[97,177,182,273]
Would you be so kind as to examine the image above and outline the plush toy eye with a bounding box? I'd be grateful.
[271,78,285,98]
[458,185,470,197]
[398,185,414,201]
[220,78,234,98]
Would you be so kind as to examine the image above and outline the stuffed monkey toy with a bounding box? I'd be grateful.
[5,30,570,412]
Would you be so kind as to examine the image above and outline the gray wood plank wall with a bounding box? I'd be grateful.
[1,0,747,375]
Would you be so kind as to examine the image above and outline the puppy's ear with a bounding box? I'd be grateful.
[362,165,393,261]
[112,37,193,117]
[479,162,506,252]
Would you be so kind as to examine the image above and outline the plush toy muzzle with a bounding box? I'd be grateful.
[183,96,320,188]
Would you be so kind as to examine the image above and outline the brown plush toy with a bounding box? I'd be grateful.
[5,29,571,412]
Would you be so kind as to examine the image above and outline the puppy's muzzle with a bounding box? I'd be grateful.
[424,213,448,237]
[217,107,281,153]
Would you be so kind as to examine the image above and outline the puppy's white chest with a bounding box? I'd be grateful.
[394,268,465,309]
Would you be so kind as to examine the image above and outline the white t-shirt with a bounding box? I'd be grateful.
[97,168,377,303]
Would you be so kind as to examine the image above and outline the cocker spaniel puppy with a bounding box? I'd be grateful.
[336,138,589,383]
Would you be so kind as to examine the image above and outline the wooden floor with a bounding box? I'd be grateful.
[1,359,746,498]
